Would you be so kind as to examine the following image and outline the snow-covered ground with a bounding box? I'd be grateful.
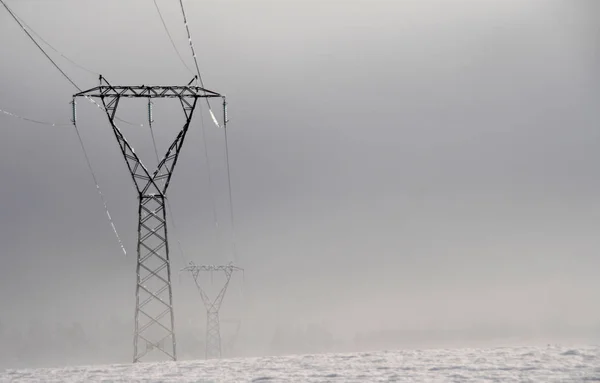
[2,345,599,382]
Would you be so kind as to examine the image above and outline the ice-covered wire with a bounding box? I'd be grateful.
[177,0,220,126]
[198,102,223,251]
[177,0,203,87]
[73,119,128,257]
[152,0,195,76]
[177,0,226,256]
[178,0,241,265]
[222,104,238,263]
[1,0,80,91]
[0,107,71,127]
[1,0,128,256]
[12,13,99,76]
[1,0,142,130]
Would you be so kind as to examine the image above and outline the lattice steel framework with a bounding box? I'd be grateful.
[74,76,223,363]
[181,262,243,359]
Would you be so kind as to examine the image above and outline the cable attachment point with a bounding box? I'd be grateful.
[222,97,228,127]
[148,99,154,127]
[70,98,77,125]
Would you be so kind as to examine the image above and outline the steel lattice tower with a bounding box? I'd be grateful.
[74,76,223,363]
[182,262,243,359]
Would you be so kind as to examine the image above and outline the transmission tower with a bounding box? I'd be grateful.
[73,76,224,363]
[181,262,243,359]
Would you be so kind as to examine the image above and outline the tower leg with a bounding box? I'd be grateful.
[133,194,177,363]
[206,310,221,359]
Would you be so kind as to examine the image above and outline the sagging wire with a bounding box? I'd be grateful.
[177,0,202,88]
[197,97,225,258]
[0,107,71,127]
[176,0,220,128]
[176,0,228,259]
[1,1,142,129]
[178,0,240,265]
[72,99,128,256]
[152,0,195,77]
[1,0,129,257]
[12,13,99,76]
[222,97,239,264]
[1,0,80,90]
[149,0,224,267]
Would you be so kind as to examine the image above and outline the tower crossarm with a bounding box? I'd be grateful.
[181,262,243,311]
[73,85,222,99]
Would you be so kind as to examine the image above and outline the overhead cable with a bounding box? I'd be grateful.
[1,0,128,256]
[13,13,99,76]
[1,0,80,90]
[223,114,238,263]
[152,0,195,76]
[2,1,142,128]
[176,0,220,127]
[0,107,71,127]
[177,0,225,257]
[177,0,239,263]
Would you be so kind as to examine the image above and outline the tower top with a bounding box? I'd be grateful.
[74,85,222,99]
[74,75,223,99]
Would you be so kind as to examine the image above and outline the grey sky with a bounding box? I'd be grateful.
[1,0,600,365]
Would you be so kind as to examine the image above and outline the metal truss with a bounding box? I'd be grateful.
[74,76,222,363]
[73,84,222,99]
[181,262,243,359]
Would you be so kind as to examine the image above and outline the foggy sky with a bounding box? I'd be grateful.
[1,0,600,366]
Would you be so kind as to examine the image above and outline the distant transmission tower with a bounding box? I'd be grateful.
[182,262,243,359]
[73,76,224,363]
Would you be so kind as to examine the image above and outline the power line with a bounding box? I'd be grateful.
[12,13,99,76]
[152,0,195,76]
[73,118,128,256]
[197,103,225,257]
[178,0,204,88]
[178,0,238,263]
[223,118,238,263]
[177,0,226,258]
[176,0,221,127]
[0,107,71,127]
[1,0,128,256]
[1,0,80,90]
[150,0,216,266]
[2,1,142,128]
[147,0,220,265]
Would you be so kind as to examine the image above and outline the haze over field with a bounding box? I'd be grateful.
[0,0,599,369]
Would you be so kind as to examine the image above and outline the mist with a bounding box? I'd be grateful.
[1,0,600,369]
